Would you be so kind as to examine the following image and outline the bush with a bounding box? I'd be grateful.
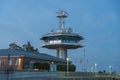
[57,64,76,72]
[34,62,50,71]
[34,62,76,72]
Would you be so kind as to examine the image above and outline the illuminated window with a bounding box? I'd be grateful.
[58,40,61,43]
[50,41,53,44]
[18,58,21,66]
[50,40,61,44]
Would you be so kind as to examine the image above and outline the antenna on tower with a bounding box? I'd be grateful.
[56,11,68,32]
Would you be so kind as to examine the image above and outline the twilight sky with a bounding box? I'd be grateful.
[0,0,120,72]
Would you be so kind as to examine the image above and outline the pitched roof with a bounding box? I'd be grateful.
[0,49,66,63]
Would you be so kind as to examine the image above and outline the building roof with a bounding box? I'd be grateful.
[0,49,66,63]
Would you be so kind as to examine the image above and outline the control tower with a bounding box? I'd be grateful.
[41,11,84,60]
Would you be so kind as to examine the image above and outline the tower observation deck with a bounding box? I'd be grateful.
[41,11,84,60]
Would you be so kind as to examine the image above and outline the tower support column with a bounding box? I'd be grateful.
[57,48,67,60]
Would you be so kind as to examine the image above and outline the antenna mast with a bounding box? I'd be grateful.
[56,11,68,31]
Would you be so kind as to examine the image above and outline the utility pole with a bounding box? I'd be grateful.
[83,49,86,72]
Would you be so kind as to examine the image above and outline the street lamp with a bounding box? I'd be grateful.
[66,57,69,76]
[109,65,112,75]
[94,63,97,72]
[94,63,97,77]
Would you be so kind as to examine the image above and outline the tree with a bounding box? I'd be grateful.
[23,41,39,53]
[9,41,39,53]
[9,43,23,50]
[23,41,33,51]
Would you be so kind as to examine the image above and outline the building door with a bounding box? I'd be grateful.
[50,64,56,72]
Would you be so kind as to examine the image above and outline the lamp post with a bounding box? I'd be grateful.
[94,63,97,72]
[94,63,97,77]
[109,65,112,75]
[66,57,69,76]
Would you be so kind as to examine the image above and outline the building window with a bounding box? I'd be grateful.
[50,40,61,44]
[18,58,22,67]
[15,59,18,65]
[9,59,12,65]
